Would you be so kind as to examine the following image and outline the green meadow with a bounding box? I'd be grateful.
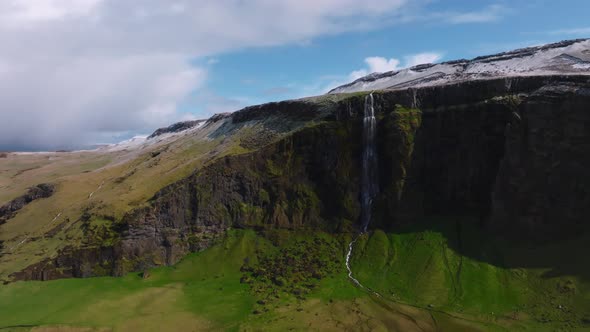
[1,225,589,331]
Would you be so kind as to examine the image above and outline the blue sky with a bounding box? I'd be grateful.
[202,0,590,110]
[0,0,588,150]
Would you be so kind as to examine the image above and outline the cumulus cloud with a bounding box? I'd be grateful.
[348,52,443,80]
[349,57,400,80]
[365,57,401,73]
[0,54,205,150]
[308,52,442,96]
[404,52,443,67]
[0,0,414,150]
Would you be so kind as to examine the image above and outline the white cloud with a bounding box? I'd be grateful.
[365,57,401,73]
[349,69,370,81]
[0,1,508,150]
[0,0,416,150]
[347,56,401,81]
[351,52,442,78]
[0,0,103,26]
[312,51,442,95]
[0,54,205,150]
[404,52,443,67]
[169,3,186,14]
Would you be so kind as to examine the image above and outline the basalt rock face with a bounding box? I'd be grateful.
[490,80,590,238]
[14,102,362,280]
[373,84,514,227]
[370,76,590,238]
[15,75,590,280]
[11,246,117,280]
[108,119,363,275]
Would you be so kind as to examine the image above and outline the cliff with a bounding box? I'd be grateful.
[14,74,590,280]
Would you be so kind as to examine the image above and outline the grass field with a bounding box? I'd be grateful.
[1,225,588,331]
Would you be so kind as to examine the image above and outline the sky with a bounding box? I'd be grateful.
[0,0,589,151]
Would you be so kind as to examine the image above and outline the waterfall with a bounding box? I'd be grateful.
[360,92,378,232]
[345,237,363,287]
[346,92,379,290]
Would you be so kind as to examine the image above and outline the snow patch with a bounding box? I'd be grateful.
[331,39,590,94]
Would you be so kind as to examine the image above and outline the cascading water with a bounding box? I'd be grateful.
[346,92,379,291]
[360,92,379,233]
[345,237,363,287]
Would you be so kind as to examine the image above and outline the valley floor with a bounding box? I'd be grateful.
[0,227,588,331]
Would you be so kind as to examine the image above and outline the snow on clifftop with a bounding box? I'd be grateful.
[99,135,149,152]
[329,39,590,94]
[98,120,207,152]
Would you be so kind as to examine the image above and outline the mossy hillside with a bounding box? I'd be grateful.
[347,220,590,330]
[0,135,222,280]
[3,226,584,331]
[240,230,342,309]
[0,152,113,205]
[80,215,123,248]
[1,110,326,280]
[0,230,379,331]
[0,230,266,331]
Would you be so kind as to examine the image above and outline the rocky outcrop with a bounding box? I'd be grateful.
[148,120,206,139]
[0,184,55,224]
[15,75,590,280]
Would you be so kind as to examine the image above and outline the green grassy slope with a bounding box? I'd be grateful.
[0,230,263,331]
[2,226,587,331]
[350,220,590,331]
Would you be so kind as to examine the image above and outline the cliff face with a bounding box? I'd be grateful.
[491,79,590,237]
[15,75,590,280]
[373,76,590,239]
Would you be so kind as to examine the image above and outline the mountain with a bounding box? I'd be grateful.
[330,38,590,93]
[147,119,207,139]
[1,40,590,331]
